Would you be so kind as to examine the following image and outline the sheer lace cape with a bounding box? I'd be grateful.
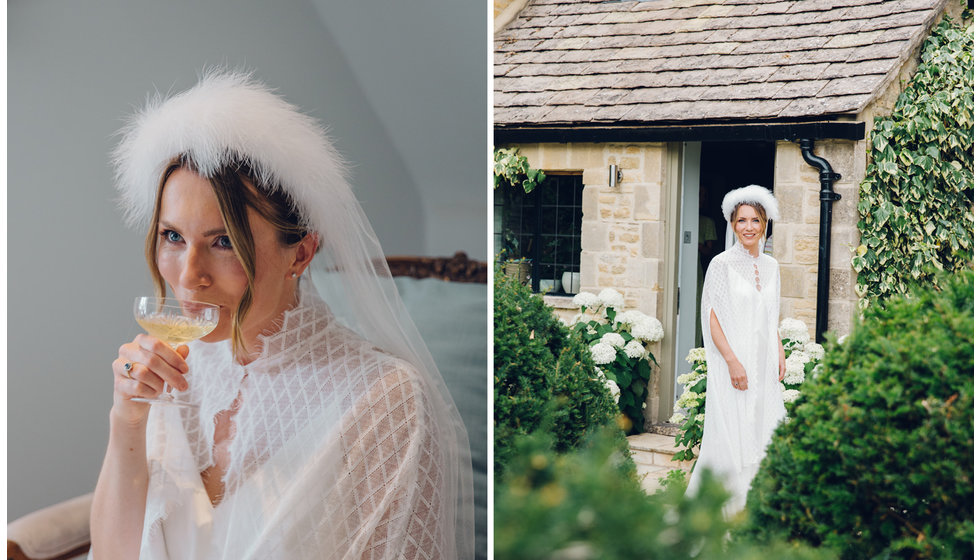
[686,242,786,518]
[135,279,466,559]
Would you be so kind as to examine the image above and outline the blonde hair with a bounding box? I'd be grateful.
[145,156,309,356]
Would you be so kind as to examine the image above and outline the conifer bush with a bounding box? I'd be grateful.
[493,270,622,476]
[741,269,973,559]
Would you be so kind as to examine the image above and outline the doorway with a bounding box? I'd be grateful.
[673,140,775,400]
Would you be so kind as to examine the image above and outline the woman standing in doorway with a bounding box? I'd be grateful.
[686,184,786,518]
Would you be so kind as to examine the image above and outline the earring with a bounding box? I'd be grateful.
[291,272,298,279]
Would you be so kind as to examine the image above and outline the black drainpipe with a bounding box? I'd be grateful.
[799,139,841,343]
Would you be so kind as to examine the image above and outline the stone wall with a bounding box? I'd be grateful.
[506,141,671,424]
[772,139,864,340]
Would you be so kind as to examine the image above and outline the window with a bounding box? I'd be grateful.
[494,173,583,295]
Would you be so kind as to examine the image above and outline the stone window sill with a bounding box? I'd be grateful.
[542,295,578,309]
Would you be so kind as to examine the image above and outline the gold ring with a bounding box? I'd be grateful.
[124,362,134,379]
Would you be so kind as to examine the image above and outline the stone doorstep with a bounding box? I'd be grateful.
[635,463,678,495]
[628,432,698,492]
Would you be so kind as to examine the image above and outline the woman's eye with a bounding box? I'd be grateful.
[162,230,182,243]
[215,236,233,250]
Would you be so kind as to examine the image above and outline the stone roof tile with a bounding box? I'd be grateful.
[494,0,947,126]
[778,94,868,117]
[769,63,833,82]
[818,59,898,80]
[584,89,632,107]
[770,80,832,99]
[620,86,710,104]
[730,36,832,55]
[823,30,886,49]
[816,74,887,97]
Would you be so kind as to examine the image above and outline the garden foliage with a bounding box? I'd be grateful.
[495,427,833,559]
[493,146,546,193]
[741,269,974,559]
[671,319,825,466]
[569,289,664,435]
[852,15,973,306]
[493,270,622,476]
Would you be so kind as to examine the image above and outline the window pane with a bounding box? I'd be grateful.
[497,173,584,294]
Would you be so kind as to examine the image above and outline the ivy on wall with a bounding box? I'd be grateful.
[852,15,974,307]
[493,147,546,193]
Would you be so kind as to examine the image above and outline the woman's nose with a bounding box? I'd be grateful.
[179,246,212,289]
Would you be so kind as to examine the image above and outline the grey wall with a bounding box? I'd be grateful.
[311,1,489,257]
[8,0,486,519]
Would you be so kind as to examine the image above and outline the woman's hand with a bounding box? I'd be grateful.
[727,358,748,391]
[778,349,786,381]
[111,334,190,425]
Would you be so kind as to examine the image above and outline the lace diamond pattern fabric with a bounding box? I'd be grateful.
[687,242,787,518]
[140,282,452,559]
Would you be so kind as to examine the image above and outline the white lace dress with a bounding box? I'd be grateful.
[686,242,786,517]
[113,283,458,559]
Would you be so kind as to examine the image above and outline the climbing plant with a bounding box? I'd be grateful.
[851,15,974,307]
[493,146,546,193]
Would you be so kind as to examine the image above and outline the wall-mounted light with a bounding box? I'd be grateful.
[608,164,622,188]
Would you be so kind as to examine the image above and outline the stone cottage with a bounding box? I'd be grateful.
[493,0,965,426]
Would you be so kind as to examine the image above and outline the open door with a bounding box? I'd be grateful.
[672,141,776,405]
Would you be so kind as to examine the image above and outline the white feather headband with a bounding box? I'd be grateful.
[111,69,351,236]
[721,184,780,223]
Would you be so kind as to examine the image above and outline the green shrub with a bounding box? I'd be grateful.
[741,269,973,559]
[493,270,622,476]
[495,427,833,559]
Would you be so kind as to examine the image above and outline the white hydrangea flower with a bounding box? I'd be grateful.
[784,351,807,385]
[616,309,649,326]
[676,372,696,386]
[782,389,801,403]
[695,413,705,423]
[677,390,699,408]
[804,342,825,361]
[604,378,621,403]
[669,412,686,424]
[624,339,646,359]
[597,288,625,310]
[631,317,665,342]
[572,291,601,310]
[601,332,626,348]
[685,347,706,363]
[779,318,810,344]
[590,342,617,365]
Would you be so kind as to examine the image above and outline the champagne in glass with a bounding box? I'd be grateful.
[132,296,219,407]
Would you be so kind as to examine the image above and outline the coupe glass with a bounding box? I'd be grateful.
[131,296,219,407]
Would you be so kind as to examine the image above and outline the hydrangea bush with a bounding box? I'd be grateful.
[569,288,664,434]
[670,318,825,466]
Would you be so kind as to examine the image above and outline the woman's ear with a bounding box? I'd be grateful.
[291,233,319,275]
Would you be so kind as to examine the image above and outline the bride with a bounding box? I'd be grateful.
[89,70,473,559]
[685,184,787,518]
